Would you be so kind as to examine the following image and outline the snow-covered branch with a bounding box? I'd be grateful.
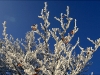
[0,2,99,75]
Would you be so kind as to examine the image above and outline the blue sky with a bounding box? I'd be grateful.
[0,1,100,74]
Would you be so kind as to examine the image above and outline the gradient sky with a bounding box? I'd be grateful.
[0,1,100,74]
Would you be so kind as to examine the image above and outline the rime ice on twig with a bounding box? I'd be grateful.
[36,2,51,53]
[2,21,8,40]
[87,37,100,50]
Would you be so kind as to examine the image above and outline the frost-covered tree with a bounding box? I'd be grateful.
[0,2,100,75]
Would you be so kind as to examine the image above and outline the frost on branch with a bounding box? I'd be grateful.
[0,2,99,75]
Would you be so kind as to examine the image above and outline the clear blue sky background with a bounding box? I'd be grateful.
[0,1,100,74]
